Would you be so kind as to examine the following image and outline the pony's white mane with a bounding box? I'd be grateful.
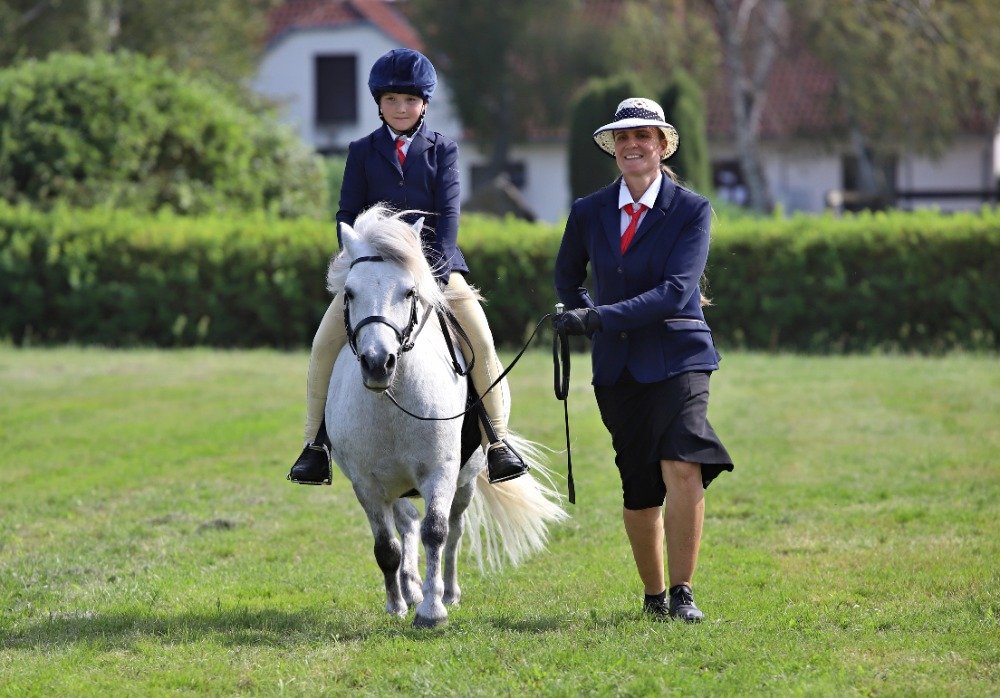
[326,205,448,310]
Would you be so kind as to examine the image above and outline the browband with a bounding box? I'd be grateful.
[350,255,385,268]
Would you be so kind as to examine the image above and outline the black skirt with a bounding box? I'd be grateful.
[594,370,733,509]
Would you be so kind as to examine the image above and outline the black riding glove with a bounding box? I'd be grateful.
[554,307,602,336]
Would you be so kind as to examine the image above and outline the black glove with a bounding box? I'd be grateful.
[554,307,602,336]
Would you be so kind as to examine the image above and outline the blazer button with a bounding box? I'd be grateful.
[398,181,404,187]
[617,266,623,274]
[619,331,627,340]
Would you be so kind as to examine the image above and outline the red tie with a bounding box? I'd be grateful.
[395,137,406,167]
[620,203,647,253]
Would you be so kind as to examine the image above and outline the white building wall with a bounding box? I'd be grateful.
[460,142,571,224]
[896,134,997,211]
[763,148,841,213]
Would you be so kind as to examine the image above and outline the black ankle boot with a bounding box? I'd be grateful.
[668,584,704,623]
[486,442,528,483]
[287,443,332,485]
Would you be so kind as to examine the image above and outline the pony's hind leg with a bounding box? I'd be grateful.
[443,478,475,606]
[355,488,408,617]
[393,498,424,609]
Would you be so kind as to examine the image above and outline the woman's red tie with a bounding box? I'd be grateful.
[620,203,647,253]
[396,137,406,166]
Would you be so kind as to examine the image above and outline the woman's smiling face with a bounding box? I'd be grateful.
[613,127,667,178]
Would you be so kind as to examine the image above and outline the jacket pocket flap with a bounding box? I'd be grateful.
[663,318,710,331]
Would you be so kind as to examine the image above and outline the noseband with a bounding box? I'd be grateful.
[342,255,430,358]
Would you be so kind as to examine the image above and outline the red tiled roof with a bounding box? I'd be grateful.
[265,0,422,50]
[705,49,842,142]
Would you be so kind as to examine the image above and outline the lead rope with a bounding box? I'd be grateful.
[384,308,577,505]
[552,304,575,504]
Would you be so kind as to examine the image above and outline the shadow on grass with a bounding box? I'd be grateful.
[1,606,400,649]
[3,603,611,648]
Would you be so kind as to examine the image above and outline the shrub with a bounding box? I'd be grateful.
[659,69,712,195]
[1,203,996,353]
[0,51,328,218]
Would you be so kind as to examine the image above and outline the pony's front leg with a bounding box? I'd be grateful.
[356,490,407,617]
[393,498,424,609]
[413,479,458,628]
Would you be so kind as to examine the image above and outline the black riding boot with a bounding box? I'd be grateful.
[287,422,333,485]
[486,441,528,484]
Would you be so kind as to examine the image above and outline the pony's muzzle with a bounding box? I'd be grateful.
[359,348,397,391]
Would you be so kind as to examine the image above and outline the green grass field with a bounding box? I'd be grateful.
[1,347,997,696]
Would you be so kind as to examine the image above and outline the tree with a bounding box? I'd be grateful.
[0,51,327,217]
[704,0,786,213]
[409,0,535,181]
[0,0,279,83]
[794,0,1000,201]
[607,0,720,95]
[660,69,713,194]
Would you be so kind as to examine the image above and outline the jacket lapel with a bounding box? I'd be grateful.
[599,181,623,259]
[628,176,677,251]
[406,124,432,169]
[374,126,402,174]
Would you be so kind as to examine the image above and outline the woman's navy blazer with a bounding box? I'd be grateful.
[336,122,469,279]
[554,176,721,386]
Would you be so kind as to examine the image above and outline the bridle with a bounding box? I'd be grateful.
[342,255,433,359]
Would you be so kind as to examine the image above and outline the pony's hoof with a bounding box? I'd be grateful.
[443,591,461,606]
[412,614,447,629]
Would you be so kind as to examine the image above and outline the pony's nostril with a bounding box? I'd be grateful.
[385,354,397,372]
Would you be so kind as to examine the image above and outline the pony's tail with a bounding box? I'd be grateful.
[463,434,569,572]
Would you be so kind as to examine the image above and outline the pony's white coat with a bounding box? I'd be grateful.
[325,205,567,626]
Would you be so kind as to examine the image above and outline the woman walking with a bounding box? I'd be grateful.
[553,98,733,621]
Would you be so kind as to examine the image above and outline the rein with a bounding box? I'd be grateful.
[343,253,576,503]
[387,310,576,505]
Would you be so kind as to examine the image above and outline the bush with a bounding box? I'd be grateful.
[659,69,712,195]
[568,73,650,202]
[0,203,336,347]
[1,203,996,352]
[0,51,328,218]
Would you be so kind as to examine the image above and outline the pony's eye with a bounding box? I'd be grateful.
[343,288,355,301]
[405,288,416,299]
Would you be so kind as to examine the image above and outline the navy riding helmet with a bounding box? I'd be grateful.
[368,48,437,103]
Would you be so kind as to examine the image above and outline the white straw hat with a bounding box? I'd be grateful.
[592,97,679,159]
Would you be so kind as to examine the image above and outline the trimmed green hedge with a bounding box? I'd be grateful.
[1,203,997,352]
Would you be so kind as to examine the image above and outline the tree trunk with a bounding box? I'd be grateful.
[713,0,783,213]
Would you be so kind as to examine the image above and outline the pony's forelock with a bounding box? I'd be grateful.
[326,205,445,309]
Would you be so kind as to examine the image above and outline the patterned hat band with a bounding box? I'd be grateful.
[614,107,662,121]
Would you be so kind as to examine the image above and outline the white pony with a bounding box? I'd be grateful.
[325,205,567,628]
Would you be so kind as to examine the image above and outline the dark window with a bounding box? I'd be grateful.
[470,161,527,191]
[712,160,748,207]
[840,152,897,211]
[315,54,357,125]
[842,152,897,196]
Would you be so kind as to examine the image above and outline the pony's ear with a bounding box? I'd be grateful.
[409,217,425,241]
[339,222,363,260]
